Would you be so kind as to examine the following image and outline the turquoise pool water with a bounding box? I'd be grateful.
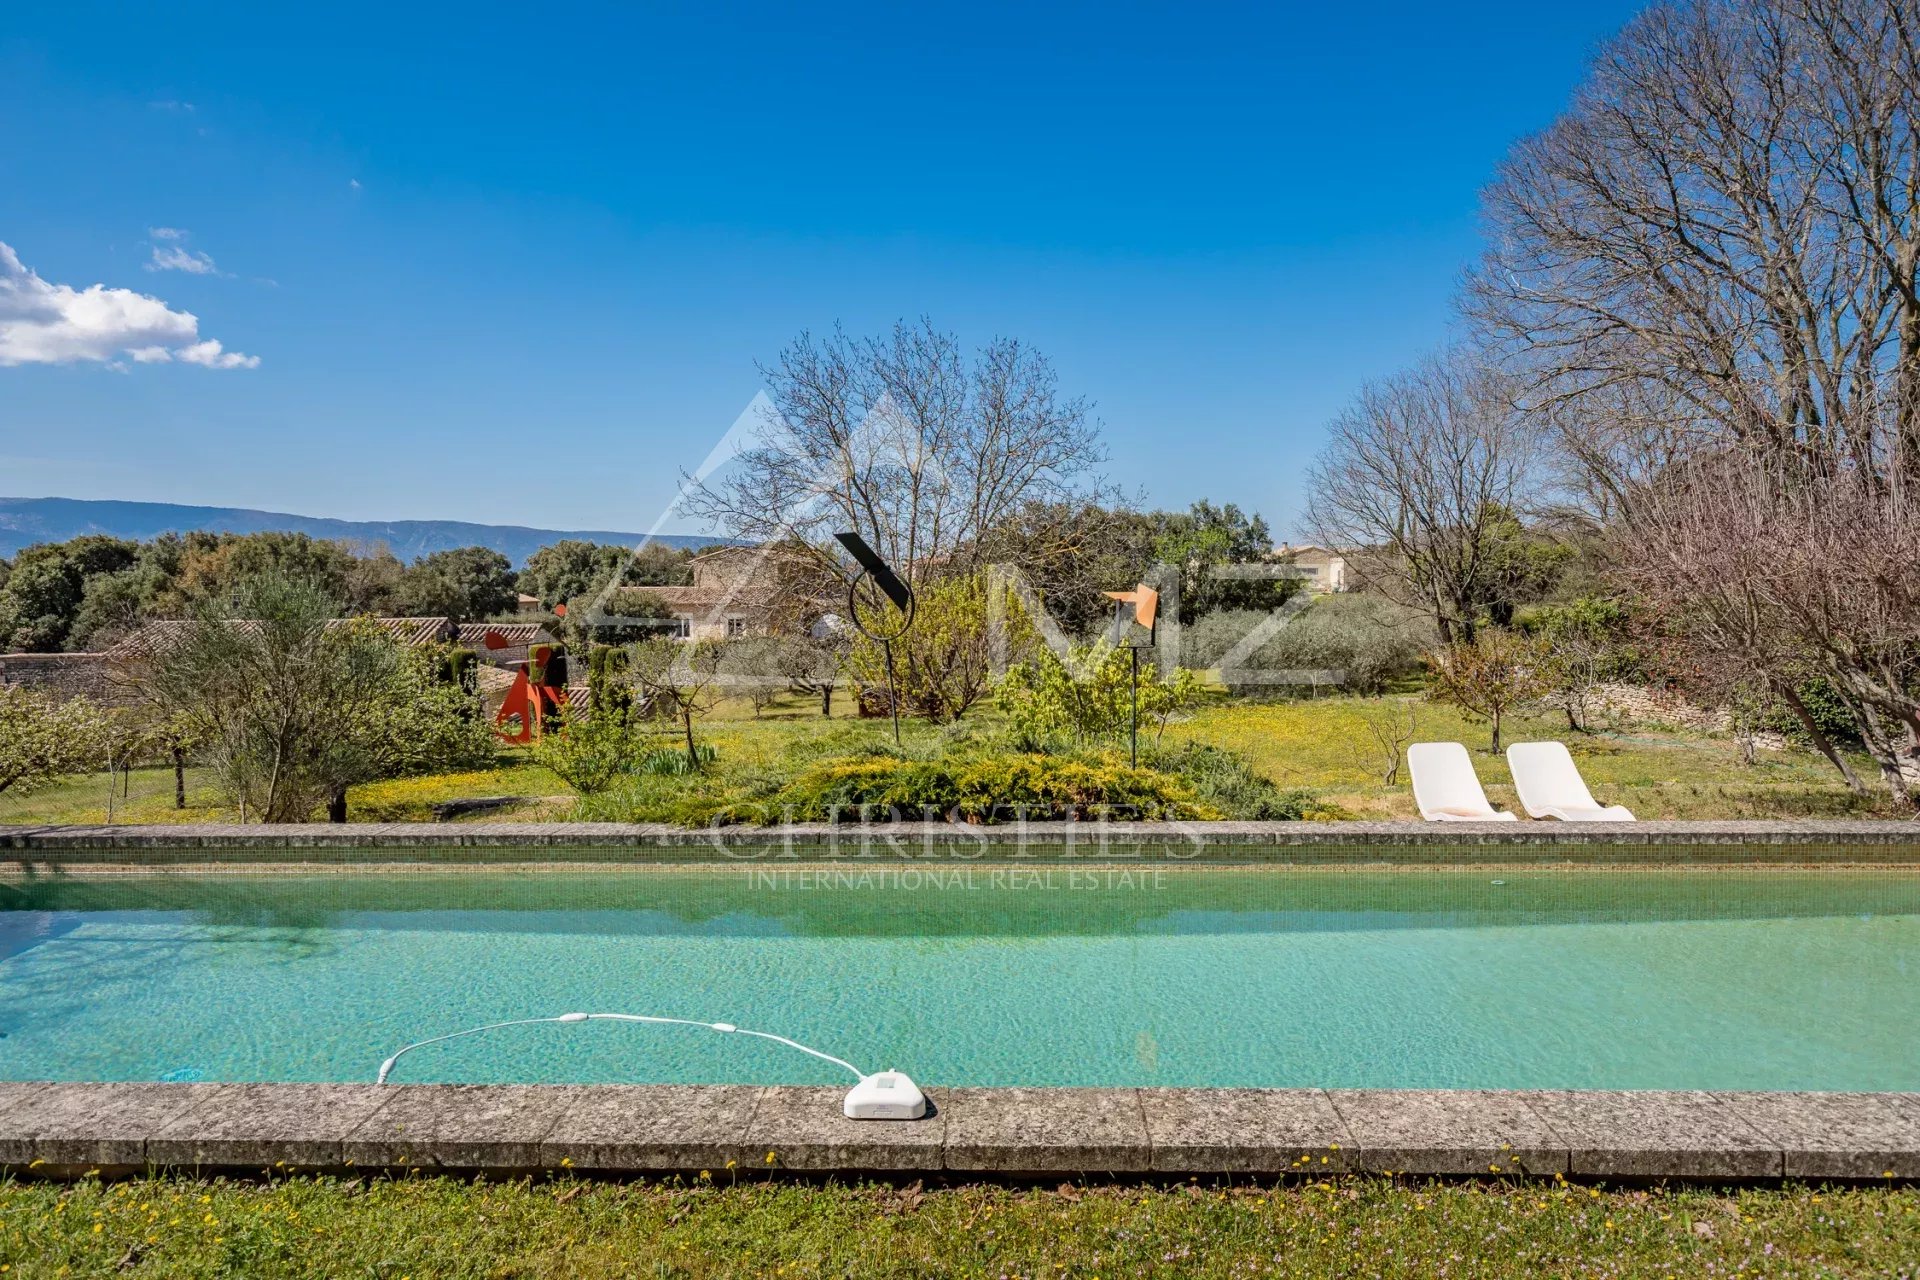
[1,867,1915,1091]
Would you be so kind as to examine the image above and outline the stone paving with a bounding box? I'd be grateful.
[1,1082,1916,1182]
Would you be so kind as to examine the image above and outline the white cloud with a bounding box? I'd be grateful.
[144,228,225,276]
[147,244,220,274]
[175,339,259,370]
[0,240,260,369]
[349,178,362,190]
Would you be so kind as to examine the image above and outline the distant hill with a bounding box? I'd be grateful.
[0,497,728,566]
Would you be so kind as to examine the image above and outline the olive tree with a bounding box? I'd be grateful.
[140,574,495,822]
[628,636,725,770]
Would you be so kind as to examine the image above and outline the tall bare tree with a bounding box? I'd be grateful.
[1306,350,1542,643]
[684,319,1105,590]
[1467,0,1920,801]
[1470,0,1920,480]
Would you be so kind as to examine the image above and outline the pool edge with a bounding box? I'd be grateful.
[4,818,1920,867]
[2,1082,1915,1184]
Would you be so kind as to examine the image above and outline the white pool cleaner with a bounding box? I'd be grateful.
[374,1012,926,1121]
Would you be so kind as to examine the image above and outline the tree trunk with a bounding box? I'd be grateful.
[682,712,699,771]
[327,787,348,824]
[172,747,186,810]
[1774,682,1866,795]
[820,686,833,718]
[1489,708,1503,754]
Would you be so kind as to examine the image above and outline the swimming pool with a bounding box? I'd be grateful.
[2,866,1914,1091]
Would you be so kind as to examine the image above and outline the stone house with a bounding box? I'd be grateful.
[1275,543,1349,593]
[619,545,798,641]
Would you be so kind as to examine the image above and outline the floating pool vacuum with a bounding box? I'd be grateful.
[374,1012,927,1121]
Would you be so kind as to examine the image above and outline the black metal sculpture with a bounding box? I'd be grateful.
[835,531,916,746]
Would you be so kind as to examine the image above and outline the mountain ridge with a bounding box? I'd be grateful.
[0,497,726,565]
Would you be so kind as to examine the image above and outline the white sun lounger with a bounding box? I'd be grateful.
[1506,741,1636,821]
[1407,742,1518,821]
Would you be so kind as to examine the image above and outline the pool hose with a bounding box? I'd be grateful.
[374,1012,866,1085]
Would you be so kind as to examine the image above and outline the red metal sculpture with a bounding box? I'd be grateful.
[494,640,569,743]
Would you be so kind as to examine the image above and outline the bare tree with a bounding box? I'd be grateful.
[1618,449,1918,799]
[628,637,726,771]
[1466,0,1920,803]
[1306,351,1542,643]
[1470,0,1920,480]
[1355,697,1419,786]
[683,319,1105,591]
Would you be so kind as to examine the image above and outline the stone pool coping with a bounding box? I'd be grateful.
[3,819,1918,865]
[2,1082,1916,1184]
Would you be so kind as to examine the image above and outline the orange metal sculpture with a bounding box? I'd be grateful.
[494,639,569,743]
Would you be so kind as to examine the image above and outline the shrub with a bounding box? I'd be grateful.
[533,712,658,794]
[1143,742,1333,820]
[0,687,111,798]
[586,645,634,721]
[1180,596,1430,696]
[847,571,1035,723]
[758,750,1213,823]
[997,641,1203,751]
[1763,675,1861,748]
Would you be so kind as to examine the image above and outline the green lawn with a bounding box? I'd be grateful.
[2,1175,1914,1278]
[0,691,1888,827]
[1167,696,1888,821]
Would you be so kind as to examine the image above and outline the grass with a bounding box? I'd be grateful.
[1,1175,1915,1278]
[0,761,576,827]
[0,691,1894,827]
[1164,695,1893,821]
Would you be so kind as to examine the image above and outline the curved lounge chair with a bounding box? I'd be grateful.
[1407,741,1518,822]
[1506,741,1636,821]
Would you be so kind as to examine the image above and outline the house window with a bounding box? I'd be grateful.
[670,617,691,639]
[726,617,748,638]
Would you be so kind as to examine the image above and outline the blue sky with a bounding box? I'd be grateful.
[0,1,1642,539]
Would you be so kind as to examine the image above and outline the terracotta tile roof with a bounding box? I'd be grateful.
[365,617,459,647]
[454,623,555,649]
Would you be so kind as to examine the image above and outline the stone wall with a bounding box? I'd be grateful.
[0,653,140,707]
[1590,682,1788,750]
